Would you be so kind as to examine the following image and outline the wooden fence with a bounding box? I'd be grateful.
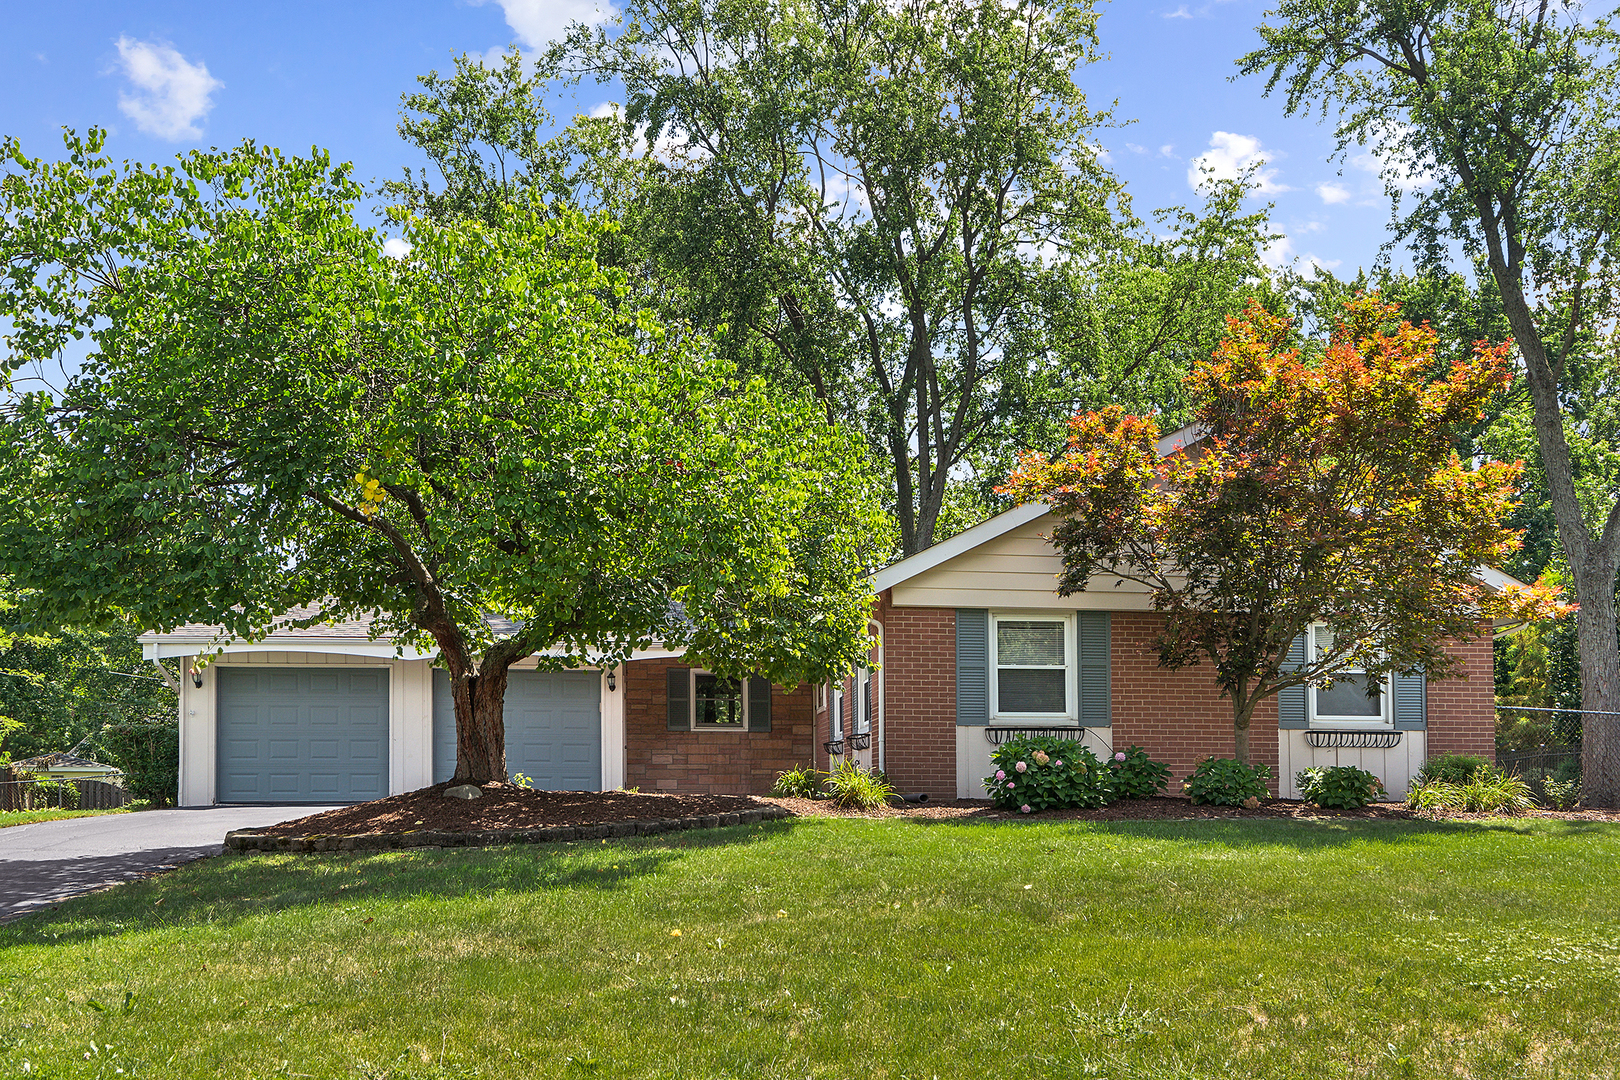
[0,767,130,812]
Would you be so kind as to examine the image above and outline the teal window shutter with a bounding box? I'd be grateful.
[1077,611,1111,727]
[667,667,690,730]
[747,676,773,732]
[1278,634,1308,729]
[956,610,989,726]
[1393,670,1426,730]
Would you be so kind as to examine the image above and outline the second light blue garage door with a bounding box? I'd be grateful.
[216,668,389,803]
[432,670,601,789]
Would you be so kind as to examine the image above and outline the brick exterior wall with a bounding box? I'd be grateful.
[623,658,814,795]
[1423,634,1497,762]
[875,597,957,799]
[1109,612,1280,791]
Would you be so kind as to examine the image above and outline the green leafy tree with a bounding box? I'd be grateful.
[1242,0,1620,803]
[0,586,174,762]
[0,130,887,784]
[1002,297,1563,765]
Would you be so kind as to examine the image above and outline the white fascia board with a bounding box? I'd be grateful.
[869,502,1052,593]
[1155,422,1208,457]
[144,638,437,661]
[1474,563,1532,592]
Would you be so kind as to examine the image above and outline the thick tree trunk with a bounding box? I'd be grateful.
[1491,267,1620,806]
[1232,707,1252,768]
[449,665,511,784]
[1575,577,1620,806]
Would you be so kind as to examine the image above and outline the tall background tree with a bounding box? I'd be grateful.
[1243,0,1620,803]
[0,131,886,784]
[389,0,1279,555]
[1003,297,1560,765]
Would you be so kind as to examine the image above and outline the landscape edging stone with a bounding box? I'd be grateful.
[223,804,792,854]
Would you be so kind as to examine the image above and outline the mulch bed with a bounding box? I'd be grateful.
[251,782,772,838]
[248,785,1620,843]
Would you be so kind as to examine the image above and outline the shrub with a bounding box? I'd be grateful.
[1183,758,1271,806]
[1107,745,1171,799]
[98,720,178,806]
[770,764,824,799]
[983,736,1112,812]
[1542,775,1581,810]
[29,779,81,810]
[1407,769,1536,814]
[1295,765,1386,809]
[822,760,895,810]
[1414,753,1490,788]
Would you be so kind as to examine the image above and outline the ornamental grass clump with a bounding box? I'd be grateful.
[1296,764,1386,809]
[1407,768,1536,815]
[1183,758,1272,806]
[770,764,824,799]
[821,760,895,810]
[1107,745,1171,799]
[983,736,1111,812]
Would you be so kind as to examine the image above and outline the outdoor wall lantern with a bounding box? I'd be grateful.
[190,666,204,689]
[606,669,617,691]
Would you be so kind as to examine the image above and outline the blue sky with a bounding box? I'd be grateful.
[1,1,1418,281]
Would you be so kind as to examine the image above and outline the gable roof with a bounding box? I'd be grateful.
[869,502,1050,594]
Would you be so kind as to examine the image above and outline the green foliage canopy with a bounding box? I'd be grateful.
[0,130,887,782]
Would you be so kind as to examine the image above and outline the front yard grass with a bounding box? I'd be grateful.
[2,815,1617,1078]
[0,806,131,829]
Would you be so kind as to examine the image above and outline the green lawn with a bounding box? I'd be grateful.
[0,806,130,829]
[2,816,1618,1079]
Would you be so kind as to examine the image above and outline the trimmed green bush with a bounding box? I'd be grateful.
[984,736,1112,812]
[1184,758,1272,806]
[1542,775,1581,810]
[1414,753,1490,788]
[98,720,178,807]
[1106,745,1171,799]
[1295,764,1386,809]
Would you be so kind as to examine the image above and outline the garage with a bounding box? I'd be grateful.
[216,668,390,802]
[432,670,602,789]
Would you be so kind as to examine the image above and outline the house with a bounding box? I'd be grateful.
[813,499,1509,801]
[7,751,123,782]
[140,612,815,806]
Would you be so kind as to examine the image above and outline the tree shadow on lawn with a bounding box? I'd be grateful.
[0,820,797,947]
[904,811,1618,849]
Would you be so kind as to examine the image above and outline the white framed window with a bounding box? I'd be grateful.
[816,682,827,711]
[856,671,872,735]
[989,613,1076,722]
[1308,624,1391,728]
[830,682,845,739]
[692,670,747,731]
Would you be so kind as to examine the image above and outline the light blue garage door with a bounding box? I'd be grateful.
[433,670,601,789]
[217,668,389,803]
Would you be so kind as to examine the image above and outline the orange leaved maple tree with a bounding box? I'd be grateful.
[1001,296,1568,766]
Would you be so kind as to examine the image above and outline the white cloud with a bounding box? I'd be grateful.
[1124,143,1147,155]
[1316,182,1351,205]
[1189,131,1292,194]
[1158,144,1177,159]
[1351,122,1437,192]
[382,238,413,259]
[472,0,616,49]
[1164,5,1193,16]
[114,37,222,141]
[1262,233,1340,275]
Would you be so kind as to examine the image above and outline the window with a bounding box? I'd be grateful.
[830,683,845,739]
[693,671,746,730]
[1308,625,1390,727]
[857,672,872,735]
[990,614,1074,720]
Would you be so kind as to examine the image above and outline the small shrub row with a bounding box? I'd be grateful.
[983,737,1171,813]
[1183,757,1272,806]
[1295,765,1386,809]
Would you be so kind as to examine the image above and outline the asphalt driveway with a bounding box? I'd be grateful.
[0,805,339,922]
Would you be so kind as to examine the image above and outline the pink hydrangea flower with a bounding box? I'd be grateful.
[1015,761,1028,773]
[1115,752,1127,762]
[995,769,1006,781]
[1032,750,1050,765]
[1006,781,1015,789]
[1020,804,1032,814]
[1054,760,1063,767]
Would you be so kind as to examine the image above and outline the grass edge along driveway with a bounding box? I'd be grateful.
[2,814,1617,1079]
